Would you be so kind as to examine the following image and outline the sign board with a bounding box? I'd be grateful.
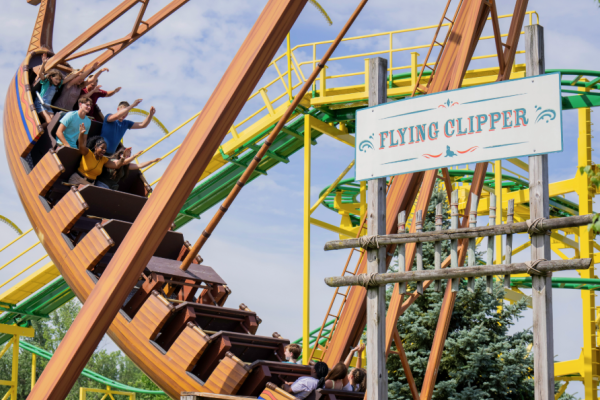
[355,73,562,181]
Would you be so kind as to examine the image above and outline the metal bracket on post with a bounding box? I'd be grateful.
[366,57,388,400]
[525,24,555,400]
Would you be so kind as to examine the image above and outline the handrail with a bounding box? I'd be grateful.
[0,255,48,290]
[0,229,33,254]
[134,11,537,180]
[0,241,40,272]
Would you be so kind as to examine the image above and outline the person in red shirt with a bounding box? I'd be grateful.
[81,68,121,121]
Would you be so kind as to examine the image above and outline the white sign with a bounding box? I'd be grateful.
[355,73,563,181]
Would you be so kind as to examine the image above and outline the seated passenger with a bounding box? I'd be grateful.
[95,147,160,190]
[282,361,329,400]
[324,363,348,390]
[54,62,100,111]
[56,97,93,148]
[81,68,121,121]
[342,343,366,392]
[284,344,303,365]
[101,100,155,156]
[347,368,366,392]
[68,128,133,187]
[33,54,62,126]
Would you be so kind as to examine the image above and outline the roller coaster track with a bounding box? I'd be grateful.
[2,2,600,397]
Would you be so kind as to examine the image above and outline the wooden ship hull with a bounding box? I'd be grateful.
[4,50,312,399]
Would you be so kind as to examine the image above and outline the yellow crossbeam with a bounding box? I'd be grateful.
[307,115,355,147]
[0,325,34,338]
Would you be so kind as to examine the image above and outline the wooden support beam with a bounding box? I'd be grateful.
[325,259,591,287]
[488,0,506,76]
[525,24,554,400]
[45,0,141,70]
[391,328,419,400]
[366,57,388,400]
[65,37,131,61]
[28,0,56,52]
[498,0,529,81]
[131,0,149,38]
[324,214,593,250]
[84,0,191,73]
[28,1,310,398]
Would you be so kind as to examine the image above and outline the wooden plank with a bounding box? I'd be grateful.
[525,23,554,400]
[203,352,250,395]
[325,259,590,287]
[146,257,226,285]
[129,291,173,340]
[366,57,387,400]
[324,214,594,250]
[165,324,210,371]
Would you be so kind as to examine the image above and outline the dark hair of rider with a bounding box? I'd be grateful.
[313,361,329,389]
[87,135,107,151]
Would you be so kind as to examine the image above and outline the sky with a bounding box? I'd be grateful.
[0,0,599,397]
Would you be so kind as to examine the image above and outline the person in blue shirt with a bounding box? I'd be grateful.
[56,97,93,148]
[100,99,155,155]
[33,54,63,127]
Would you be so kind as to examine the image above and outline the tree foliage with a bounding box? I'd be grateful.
[0,299,166,399]
[384,187,577,399]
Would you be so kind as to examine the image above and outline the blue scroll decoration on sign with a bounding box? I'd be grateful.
[359,134,375,152]
[534,105,556,124]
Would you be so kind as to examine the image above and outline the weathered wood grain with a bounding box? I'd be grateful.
[325,259,590,287]
[526,23,554,400]
[366,57,387,400]
[324,214,593,250]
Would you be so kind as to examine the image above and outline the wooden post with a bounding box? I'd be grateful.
[450,190,459,292]
[526,24,554,400]
[504,199,514,289]
[434,203,442,292]
[398,211,406,294]
[366,57,388,400]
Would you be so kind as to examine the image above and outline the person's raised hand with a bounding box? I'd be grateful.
[124,148,132,158]
[93,85,103,93]
[100,68,109,73]
[114,87,122,93]
[151,157,161,163]
[41,53,48,63]
[132,99,143,107]
[79,123,87,135]
[132,150,143,159]
[149,106,156,116]
[354,343,365,352]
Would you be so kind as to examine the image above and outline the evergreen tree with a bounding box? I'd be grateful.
[385,187,577,399]
[0,298,166,399]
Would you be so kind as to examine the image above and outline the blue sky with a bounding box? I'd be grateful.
[0,0,599,396]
